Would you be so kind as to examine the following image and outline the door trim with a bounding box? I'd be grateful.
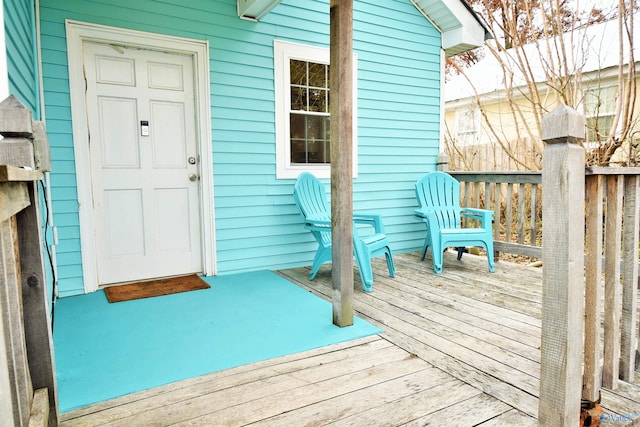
[66,20,216,293]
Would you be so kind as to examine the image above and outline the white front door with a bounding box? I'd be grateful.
[83,42,202,285]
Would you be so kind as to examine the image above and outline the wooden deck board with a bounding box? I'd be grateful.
[401,394,531,426]
[60,251,640,426]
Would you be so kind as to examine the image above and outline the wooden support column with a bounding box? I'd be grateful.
[329,0,354,327]
[538,105,585,426]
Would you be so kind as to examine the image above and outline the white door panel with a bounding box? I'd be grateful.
[84,42,202,285]
[98,97,140,167]
[104,189,145,256]
[150,101,187,167]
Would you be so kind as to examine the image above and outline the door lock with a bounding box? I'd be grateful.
[188,156,197,165]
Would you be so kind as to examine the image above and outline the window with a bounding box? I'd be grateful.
[274,40,357,179]
[454,106,480,146]
[584,85,617,144]
[290,60,330,164]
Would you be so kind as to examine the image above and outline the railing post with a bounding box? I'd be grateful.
[538,105,585,426]
[437,153,449,172]
[0,95,58,426]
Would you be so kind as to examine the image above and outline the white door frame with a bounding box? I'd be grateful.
[66,20,216,293]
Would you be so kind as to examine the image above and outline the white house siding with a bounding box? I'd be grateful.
[38,0,442,296]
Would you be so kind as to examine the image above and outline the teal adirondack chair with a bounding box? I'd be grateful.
[293,172,395,292]
[414,171,495,274]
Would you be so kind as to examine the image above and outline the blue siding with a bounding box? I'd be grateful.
[38,0,442,296]
[4,0,38,115]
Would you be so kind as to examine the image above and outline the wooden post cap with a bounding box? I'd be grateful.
[0,95,33,137]
[542,104,585,144]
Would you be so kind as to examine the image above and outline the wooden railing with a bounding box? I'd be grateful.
[448,166,640,418]
[0,96,57,426]
[448,171,542,260]
[582,168,640,396]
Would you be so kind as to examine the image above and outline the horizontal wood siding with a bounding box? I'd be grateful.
[4,0,39,114]
[38,0,441,295]
[353,0,441,254]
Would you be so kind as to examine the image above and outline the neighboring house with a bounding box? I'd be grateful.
[1,0,486,299]
[444,17,640,170]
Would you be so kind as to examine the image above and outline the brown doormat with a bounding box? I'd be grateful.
[104,274,210,303]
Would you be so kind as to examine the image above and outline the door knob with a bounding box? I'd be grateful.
[188,174,199,182]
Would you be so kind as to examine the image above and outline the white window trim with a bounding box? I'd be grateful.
[274,39,358,179]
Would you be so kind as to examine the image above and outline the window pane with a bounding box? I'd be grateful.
[307,115,324,139]
[325,117,330,140]
[291,86,307,111]
[308,62,326,88]
[290,114,305,139]
[290,60,307,86]
[289,113,330,164]
[587,116,614,143]
[585,86,617,117]
[291,114,306,164]
[309,88,328,112]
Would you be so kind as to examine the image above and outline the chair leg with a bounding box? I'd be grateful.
[353,242,374,292]
[385,247,396,278]
[486,244,495,273]
[456,247,468,261]
[421,239,429,261]
[309,263,322,280]
[432,241,443,274]
[309,247,330,280]
[356,257,374,293]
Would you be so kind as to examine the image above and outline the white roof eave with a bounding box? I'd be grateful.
[237,0,282,21]
[411,0,489,57]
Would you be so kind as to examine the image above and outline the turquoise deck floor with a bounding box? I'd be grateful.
[53,270,381,412]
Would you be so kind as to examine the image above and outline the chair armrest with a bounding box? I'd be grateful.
[303,217,331,232]
[414,208,428,218]
[353,213,385,233]
[461,208,493,226]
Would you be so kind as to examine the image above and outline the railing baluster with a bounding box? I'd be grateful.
[530,184,538,246]
[506,183,513,243]
[603,175,624,390]
[518,182,525,244]
[494,182,502,259]
[484,181,491,211]
[620,175,639,381]
[583,174,604,401]
[463,182,471,228]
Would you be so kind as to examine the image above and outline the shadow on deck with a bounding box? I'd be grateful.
[60,251,640,426]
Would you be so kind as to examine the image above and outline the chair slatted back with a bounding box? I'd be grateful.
[293,172,332,245]
[293,172,330,220]
[415,171,461,229]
